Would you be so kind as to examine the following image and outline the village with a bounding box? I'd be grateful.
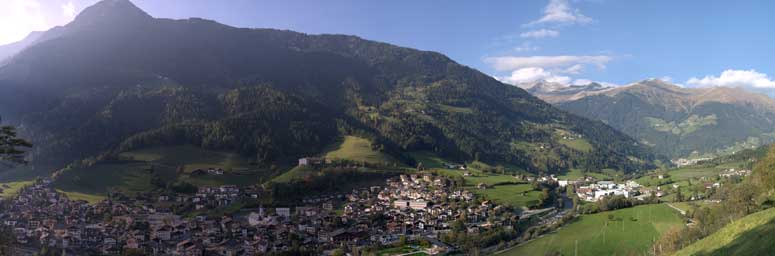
[0,170,532,255]
[0,154,755,256]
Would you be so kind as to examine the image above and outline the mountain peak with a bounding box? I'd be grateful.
[636,79,681,90]
[69,0,152,28]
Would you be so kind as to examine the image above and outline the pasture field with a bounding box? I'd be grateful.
[119,145,253,172]
[0,180,34,199]
[471,184,542,208]
[57,190,106,204]
[676,208,775,256]
[53,162,170,195]
[435,168,540,208]
[558,169,612,180]
[324,136,401,165]
[500,204,684,256]
[559,138,593,153]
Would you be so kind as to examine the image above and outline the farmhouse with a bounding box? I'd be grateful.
[298,157,325,167]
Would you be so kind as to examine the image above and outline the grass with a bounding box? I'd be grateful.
[179,172,265,187]
[376,242,431,256]
[500,204,684,256]
[269,166,316,183]
[120,145,253,172]
[675,208,775,256]
[119,145,273,187]
[0,180,34,199]
[408,151,447,169]
[436,167,540,208]
[472,184,542,208]
[558,169,612,180]
[325,136,401,165]
[57,189,106,204]
[633,161,745,202]
[559,138,593,153]
[53,162,166,195]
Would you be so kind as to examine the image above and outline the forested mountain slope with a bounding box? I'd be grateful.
[0,0,660,173]
[529,79,775,159]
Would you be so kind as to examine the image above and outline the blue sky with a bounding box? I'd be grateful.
[3,0,775,89]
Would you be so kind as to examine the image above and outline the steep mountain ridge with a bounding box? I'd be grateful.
[0,0,660,173]
[533,79,775,158]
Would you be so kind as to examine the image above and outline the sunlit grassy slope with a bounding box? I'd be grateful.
[675,208,775,256]
[501,204,684,256]
[324,136,400,165]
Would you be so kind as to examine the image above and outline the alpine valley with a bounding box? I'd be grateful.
[522,79,775,160]
[0,0,659,178]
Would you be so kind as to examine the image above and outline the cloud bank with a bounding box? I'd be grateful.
[526,0,593,26]
[520,29,560,39]
[687,69,775,88]
[486,55,612,72]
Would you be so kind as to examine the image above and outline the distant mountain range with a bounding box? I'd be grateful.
[0,0,660,173]
[524,79,775,159]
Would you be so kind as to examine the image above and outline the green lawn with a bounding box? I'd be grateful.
[119,145,274,187]
[270,166,317,183]
[325,136,401,165]
[0,180,34,199]
[500,204,685,256]
[409,151,447,169]
[559,138,593,153]
[53,162,173,195]
[472,184,541,208]
[435,168,539,208]
[120,145,253,172]
[676,208,775,256]
[558,169,612,180]
[376,242,431,256]
[57,190,106,204]
[179,172,266,187]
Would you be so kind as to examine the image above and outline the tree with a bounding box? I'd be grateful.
[0,118,32,166]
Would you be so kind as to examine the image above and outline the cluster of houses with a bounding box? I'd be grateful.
[189,168,225,176]
[575,180,647,202]
[672,157,712,167]
[719,168,751,178]
[336,173,519,253]
[0,179,292,255]
[0,172,525,255]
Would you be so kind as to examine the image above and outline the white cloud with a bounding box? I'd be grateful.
[62,1,76,19]
[572,79,592,85]
[687,69,775,88]
[0,0,48,45]
[497,67,571,85]
[562,64,583,74]
[520,29,559,39]
[485,55,612,72]
[526,0,593,26]
[514,42,540,52]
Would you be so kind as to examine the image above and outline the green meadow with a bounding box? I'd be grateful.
[500,204,685,256]
[676,208,775,256]
[324,136,401,166]
[0,180,34,199]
